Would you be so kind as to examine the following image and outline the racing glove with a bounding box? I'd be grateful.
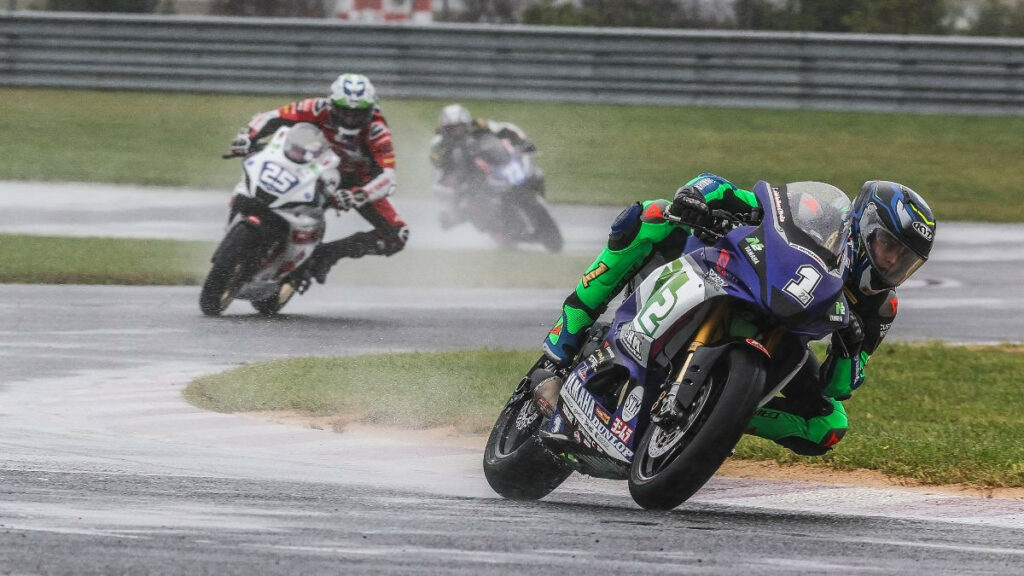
[230,132,252,156]
[821,311,866,400]
[329,188,368,212]
[669,185,711,228]
[832,311,865,358]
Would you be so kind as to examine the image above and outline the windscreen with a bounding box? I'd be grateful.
[473,132,513,166]
[784,182,852,266]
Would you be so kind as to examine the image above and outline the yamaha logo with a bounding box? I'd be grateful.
[912,221,933,241]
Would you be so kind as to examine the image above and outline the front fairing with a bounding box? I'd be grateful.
[754,181,850,338]
[239,128,339,210]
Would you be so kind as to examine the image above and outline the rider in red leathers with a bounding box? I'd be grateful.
[230,73,409,283]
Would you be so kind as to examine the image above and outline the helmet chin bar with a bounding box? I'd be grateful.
[858,266,892,296]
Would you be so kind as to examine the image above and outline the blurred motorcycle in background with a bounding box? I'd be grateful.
[435,131,563,253]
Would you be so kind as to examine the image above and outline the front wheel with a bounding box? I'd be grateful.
[483,387,571,500]
[199,225,259,317]
[518,196,563,253]
[628,346,765,510]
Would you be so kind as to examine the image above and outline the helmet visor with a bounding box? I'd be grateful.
[861,205,926,286]
[331,105,372,131]
[282,124,326,164]
[284,142,314,163]
[441,123,468,140]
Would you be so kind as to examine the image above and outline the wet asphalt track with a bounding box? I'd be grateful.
[1,183,1023,574]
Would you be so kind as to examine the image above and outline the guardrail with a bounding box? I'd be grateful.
[2,12,1022,115]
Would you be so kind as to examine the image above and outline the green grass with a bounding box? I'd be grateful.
[0,233,593,287]
[0,234,213,285]
[185,349,529,433]
[185,343,1024,487]
[3,87,1022,221]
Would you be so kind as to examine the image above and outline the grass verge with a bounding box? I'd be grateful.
[3,87,1022,221]
[184,343,1024,488]
[0,234,592,287]
[0,234,213,285]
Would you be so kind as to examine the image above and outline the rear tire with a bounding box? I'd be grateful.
[628,347,764,510]
[199,225,259,317]
[251,281,296,316]
[483,390,571,500]
[519,196,563,253]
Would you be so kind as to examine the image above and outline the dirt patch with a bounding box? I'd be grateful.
[242,410,1024,500]
[717,459,1024,500]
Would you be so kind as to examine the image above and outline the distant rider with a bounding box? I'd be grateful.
[539,174,936,456]
[230,73,409,283]
[429,103,539,230]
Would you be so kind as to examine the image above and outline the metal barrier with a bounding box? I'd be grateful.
[2,11,1022,115]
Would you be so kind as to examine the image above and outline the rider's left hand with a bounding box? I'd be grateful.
[833,311,865,358]
[229,132,252,156]
[669,185,711,228]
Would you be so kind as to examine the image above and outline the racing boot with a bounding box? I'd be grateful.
[745,395,848,456]
[305,234,373,284]
[543,299,598,367]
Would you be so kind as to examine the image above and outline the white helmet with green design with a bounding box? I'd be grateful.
[329,73,377,135]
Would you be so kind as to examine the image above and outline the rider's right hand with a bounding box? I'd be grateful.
[669,185,711,228]
[328,189,353,211]
[230,132,252,156]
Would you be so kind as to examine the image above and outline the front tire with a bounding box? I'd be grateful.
[199,225,259,317]
[518,196,563,253]
[483,389,571,500]
[628,347,765,510]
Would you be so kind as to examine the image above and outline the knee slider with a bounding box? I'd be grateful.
[608,203,642,251]
[774,427,846,456]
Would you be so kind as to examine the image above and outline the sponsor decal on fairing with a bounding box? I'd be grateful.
[770,186,787,223]
[561,375,634,462]
[610,417,634,443]
[621,386,643,422]
[617,323,645,362]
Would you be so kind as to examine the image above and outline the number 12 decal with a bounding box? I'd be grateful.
[783,265,821,307]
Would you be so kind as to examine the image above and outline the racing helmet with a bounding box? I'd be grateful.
[851,181,936,293]
[438,103,472,139]
[329,73,377,136]
[282,123,328,164]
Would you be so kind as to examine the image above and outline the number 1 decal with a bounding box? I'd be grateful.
[783,265,821,307]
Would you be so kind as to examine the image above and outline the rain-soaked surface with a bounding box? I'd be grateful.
[1,182,1023,574]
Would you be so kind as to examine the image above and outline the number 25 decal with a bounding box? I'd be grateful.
[258,162,300,195]
[783,265,821,307]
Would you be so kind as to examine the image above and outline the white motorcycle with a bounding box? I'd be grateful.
[199,124,340,317]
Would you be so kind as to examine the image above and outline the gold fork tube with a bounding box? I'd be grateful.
[673,300,729,384]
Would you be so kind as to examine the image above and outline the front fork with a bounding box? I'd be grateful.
[652,300,779,423]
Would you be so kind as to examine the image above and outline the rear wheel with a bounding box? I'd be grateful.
[628,347,764,510]
[518,196,563,253]
[483,388,571,500]
[199,225,259,317]
[251,281,296,315]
